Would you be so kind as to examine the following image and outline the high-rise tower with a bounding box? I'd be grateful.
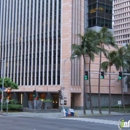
[113,0,130,44]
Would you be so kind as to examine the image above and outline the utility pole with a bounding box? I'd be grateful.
[1,59,4,114]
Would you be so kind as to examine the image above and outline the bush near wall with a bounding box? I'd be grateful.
[2,104,23,111]
[0,99,23,111]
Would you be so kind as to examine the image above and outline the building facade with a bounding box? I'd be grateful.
[85,0,112,33]
[0,0,130,109]
[113,0,130,44]
[0,0,84,109]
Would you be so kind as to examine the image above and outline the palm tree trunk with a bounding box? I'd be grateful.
[98,51,102,114]
[120,68,126,113]
[83,55,86,115]
[89,58,93,114]
[109,66,111,114]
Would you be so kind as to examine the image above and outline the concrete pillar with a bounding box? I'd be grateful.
[23,92,28,107]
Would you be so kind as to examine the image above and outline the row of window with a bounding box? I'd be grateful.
[88,17,112,28]
[14,76,61,85]
[114,12,130,19]
[114,6,130,14]
[116,40,130,44]
[114,28,130,35]
[88,0,112,5]
[114,17,130,25]
[114,23,130,29]
[88,3,112,14]
[115,34,130,40]
[114,1,130,8]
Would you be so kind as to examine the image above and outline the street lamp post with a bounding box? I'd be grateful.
[62,55,77,111]
[62,57,70,111]
[1,59,5,114]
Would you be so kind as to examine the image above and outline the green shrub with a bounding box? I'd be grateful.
[9,99,20,104]
[2,104,23,111]
[0,99,23,111]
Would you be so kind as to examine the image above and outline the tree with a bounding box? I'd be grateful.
[101,51,120,114]
[71,29,102,114]
[96,27,117,114]
[0,77,18,90]
[116,47,130,112]
[124,44,130,88]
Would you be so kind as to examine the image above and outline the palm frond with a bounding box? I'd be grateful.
[101,61,109,72]
[96,27,116,48]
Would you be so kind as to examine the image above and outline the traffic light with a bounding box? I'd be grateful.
[6,89,11,99]
[58,90,63,99]
[100,71,104,79]
[84,71,88,80]
[36,97,39,100]
[118,72,122,80]
[33,90,36,98]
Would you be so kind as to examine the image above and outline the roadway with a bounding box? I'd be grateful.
[0,115,128,130]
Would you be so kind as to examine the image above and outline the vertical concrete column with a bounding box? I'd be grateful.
[64,90,71,109]
[23,92,28,107]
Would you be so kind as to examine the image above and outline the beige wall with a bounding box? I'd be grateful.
[61,0,73,108]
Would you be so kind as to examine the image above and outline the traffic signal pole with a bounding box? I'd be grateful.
[33,90,36,113]
[62,58,69,112]
[62,56,77,112]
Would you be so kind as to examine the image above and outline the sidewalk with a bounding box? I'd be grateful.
[0,110,129,118]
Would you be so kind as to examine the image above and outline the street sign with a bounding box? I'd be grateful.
[60,99,64,105]
[118,100,121,105]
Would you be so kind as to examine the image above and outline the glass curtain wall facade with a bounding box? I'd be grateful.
[0,0,61,86]
[88,0,112,28]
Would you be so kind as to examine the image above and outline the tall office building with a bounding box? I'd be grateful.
[113,0,130,44]
[0,0,84,108]
[1,0,128,109]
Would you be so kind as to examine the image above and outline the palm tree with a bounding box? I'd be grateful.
[83,29,102,114]
[116,47,130,112]
[101,51,120,114]
[125,44,130,88]
[71,29,101,114]
[96,27,117,114]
